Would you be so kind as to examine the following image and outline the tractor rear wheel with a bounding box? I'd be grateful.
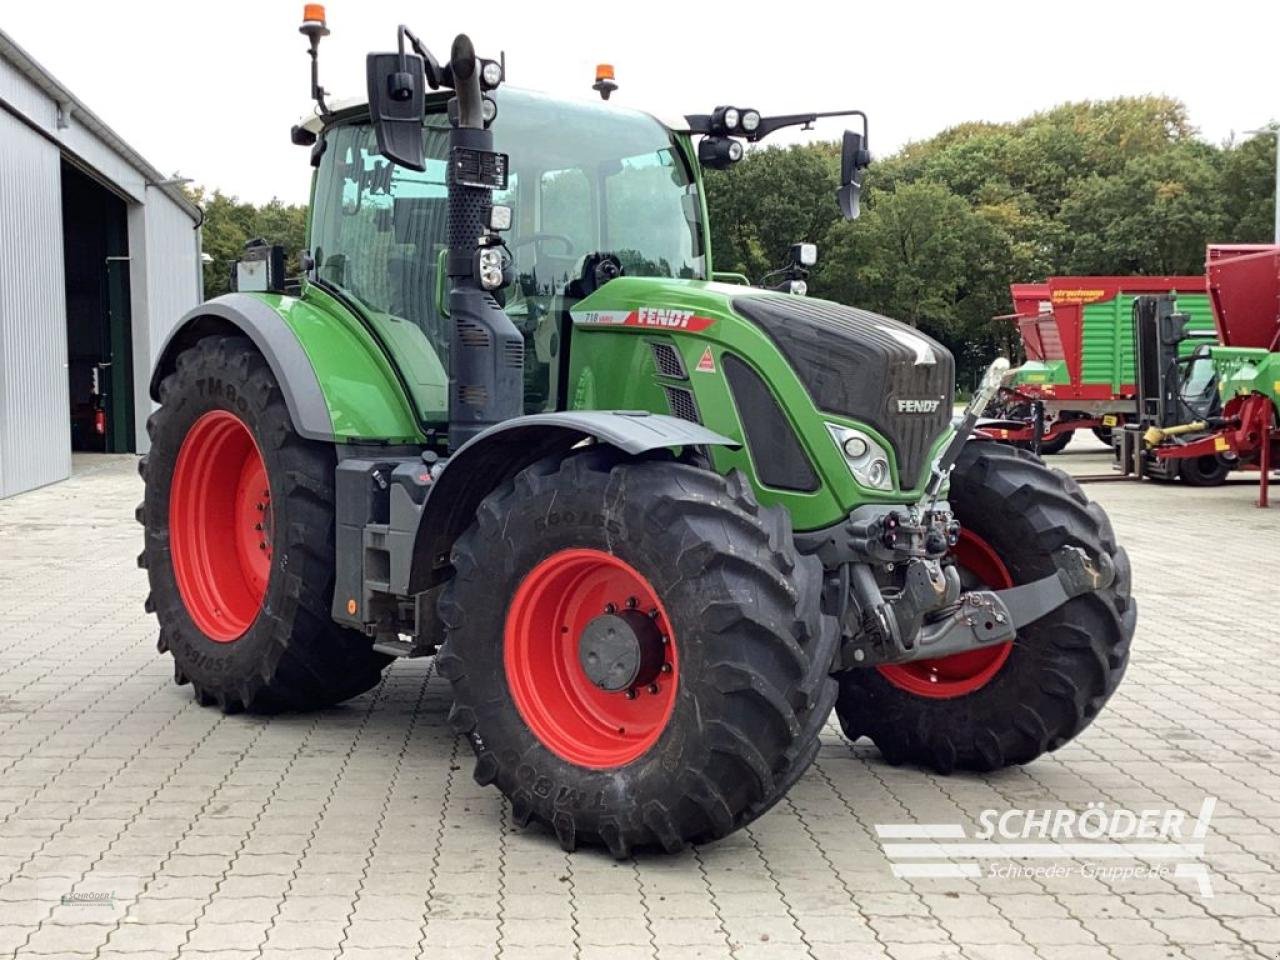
[834,441,1134,773]
[437,448,838,856]
[138,335,389,712]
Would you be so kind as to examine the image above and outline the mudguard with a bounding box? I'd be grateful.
[406,411,739,593]
[150,294,336,441]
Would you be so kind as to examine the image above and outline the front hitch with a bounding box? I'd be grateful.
[840,546,1115,669]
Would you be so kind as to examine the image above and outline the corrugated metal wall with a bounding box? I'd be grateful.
[0,110,71,498]
[127,189,202,454]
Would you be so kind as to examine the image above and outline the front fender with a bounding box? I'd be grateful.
[406,411,738,593]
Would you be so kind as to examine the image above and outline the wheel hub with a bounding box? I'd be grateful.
[578,609,664,692]
[169,410,272,643]
[504,549,679,768]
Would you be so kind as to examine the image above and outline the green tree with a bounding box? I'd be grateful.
[1057,143,1227,274]
[704,143,840,282]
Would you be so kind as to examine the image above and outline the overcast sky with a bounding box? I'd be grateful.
[6,1,1278,206]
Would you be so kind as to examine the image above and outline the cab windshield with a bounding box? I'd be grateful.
[309,88,706,420]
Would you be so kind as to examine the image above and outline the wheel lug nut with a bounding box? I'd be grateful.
[626,596,638,609]
[255,502,264,511]
[254,523,262,531]
[660,663,672,674]
[660,635,669,645]
[624,689,636,700]
[648,608,659,619]
[648,683,660,694]
[604,603,616,614]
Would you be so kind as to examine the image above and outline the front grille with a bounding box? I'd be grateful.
[664,386,701,423]
[649,341,687,379]
[723,354,819,492]
[733,294,954,489]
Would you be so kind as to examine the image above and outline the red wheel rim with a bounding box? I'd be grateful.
[169,411,272,642]
[877,529,1014,699]
[504,549,679,769]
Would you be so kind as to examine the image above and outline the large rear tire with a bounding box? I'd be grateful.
[437,448,838,856]
[138,335,390,713]
[834,441,1134,773]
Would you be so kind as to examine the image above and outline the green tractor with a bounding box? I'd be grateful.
[138,12,1135,856]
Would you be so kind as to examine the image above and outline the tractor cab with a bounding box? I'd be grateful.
[302,89,707,421]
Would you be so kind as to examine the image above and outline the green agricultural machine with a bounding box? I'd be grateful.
[138,10,1135,856]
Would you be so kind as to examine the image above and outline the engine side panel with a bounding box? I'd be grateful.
[566,277,954,532]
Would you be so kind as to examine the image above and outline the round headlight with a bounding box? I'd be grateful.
[867,458,889,488]
[727,140,744,162]
[788,279,807,296]
[478,248,504,289]
[481,61,503,87]
[741,110,761,132]
[842,436,868,459]
[481,98,498,123]
[722,107,740,129]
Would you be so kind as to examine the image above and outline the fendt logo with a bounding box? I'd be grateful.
[572,308,717,333]
[897,398,942,414]
[635,307,696,328]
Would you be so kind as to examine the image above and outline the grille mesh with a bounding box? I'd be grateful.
[664,386,700,423]
[649,341,687,379]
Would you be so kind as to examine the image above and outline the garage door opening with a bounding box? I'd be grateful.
[62,161,134,453]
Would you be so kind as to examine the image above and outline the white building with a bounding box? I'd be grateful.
[0,28,202,498]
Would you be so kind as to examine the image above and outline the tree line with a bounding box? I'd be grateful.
[190,95,1277,383]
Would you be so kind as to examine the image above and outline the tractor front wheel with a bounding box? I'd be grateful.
[139,335,390,712]
[834,441,1134,773]
[437,449,838,856]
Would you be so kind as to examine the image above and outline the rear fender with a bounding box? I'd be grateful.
[406,411,738,593]
[151,294,335,440]
[150,292,423,443]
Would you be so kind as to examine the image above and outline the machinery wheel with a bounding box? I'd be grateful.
[138,335,390,712]
[1036,430,1073,455]
[1092,426,1114,445]
[437,448,838,856]
[834,441,1134,773]
[1178,454,1232,487]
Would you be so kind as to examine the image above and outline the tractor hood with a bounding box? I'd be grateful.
[570,278,955,493]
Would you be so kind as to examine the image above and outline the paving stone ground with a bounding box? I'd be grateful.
[0,439,1277,959]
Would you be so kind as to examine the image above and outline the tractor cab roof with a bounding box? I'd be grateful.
[297,86,692,141]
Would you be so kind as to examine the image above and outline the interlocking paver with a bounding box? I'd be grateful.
[1,445,1278,959]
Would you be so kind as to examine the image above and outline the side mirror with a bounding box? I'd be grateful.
[366,52,426,171]
[838,129,871,220]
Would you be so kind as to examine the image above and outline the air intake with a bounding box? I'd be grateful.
[664,386,700,423]
[649,341,687,379]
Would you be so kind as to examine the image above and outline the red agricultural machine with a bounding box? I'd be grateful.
[991,276,1218,466]
[1116,245,1280,506]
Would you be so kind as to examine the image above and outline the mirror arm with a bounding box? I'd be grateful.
[398,25,445,89]
[683,109,869,146]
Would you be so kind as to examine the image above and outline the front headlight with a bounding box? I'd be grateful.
[827,423,893,491]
